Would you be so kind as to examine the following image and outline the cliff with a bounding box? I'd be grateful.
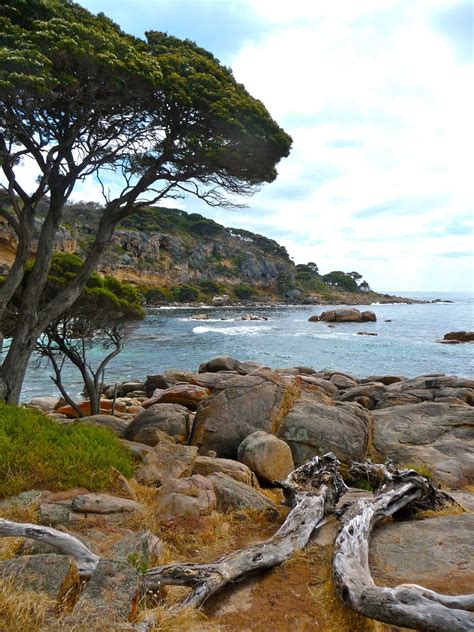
[0,203,414,304]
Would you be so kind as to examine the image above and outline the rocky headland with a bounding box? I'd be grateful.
[1,356,473,630]
[0,203,423,307]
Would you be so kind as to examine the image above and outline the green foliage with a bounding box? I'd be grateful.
[0,403,134,497]
[171,284,201,302]
[127,552,148,575]
[233,284,255,300]
[199,280,227,295]
[322,271,359,292]
[276,270,296,295]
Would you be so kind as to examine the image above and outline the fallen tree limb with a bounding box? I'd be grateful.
[333,462,474,632]
[137,453,347,629]
[0,518,100,577]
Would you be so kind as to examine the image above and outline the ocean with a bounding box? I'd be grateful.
[18,291,474,401]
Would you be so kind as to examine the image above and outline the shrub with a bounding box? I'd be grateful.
[199,280,227,295]
[171,284,201,302]
[233,284,255,300]
[0,404,134,498]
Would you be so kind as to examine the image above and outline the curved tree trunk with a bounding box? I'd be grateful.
[333,462,474,632]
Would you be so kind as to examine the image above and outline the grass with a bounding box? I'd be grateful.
[0,577,54,632]
[0,403,134,498]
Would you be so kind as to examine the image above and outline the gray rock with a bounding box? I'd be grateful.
[110,530,164,565]
[156,474,217,520]
[27,396,59,411]
[80,414,130,437]
[277,394,371,466]
[372,402,474,487]
[207,473,277,512]
[124,403,191,445]
[71,494,141,514]
[72,558,138,621]
[237,431,294,483]
[0,554,73,599]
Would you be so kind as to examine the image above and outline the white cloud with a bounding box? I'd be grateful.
[222,0,473,290]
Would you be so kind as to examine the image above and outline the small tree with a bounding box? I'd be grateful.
[4,253,144,415]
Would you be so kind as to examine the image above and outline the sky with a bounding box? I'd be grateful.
[17,1,474,291]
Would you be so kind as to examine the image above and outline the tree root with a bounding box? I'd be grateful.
[333,461,474,632]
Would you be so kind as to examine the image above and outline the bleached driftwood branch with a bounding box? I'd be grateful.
[137,453,347,629]
[333,462,474,632]
[0,518,100,577]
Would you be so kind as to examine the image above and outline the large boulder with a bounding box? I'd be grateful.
[237,431,294,483]
[193,455,257,487]
[190,372,296,458]
[124,403,191,445]
[110,530,164,565]
[71,493,141,515]
[207,472,277,512]
[319,308,363,323]
[277,393,371,466]
[135,441,198,485]
[372,402,474,487]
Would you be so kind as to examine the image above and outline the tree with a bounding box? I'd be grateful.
[3,253,144,415]
[322,271,359,292]
[0,0,291,403]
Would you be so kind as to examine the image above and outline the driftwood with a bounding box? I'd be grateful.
[136,453,346,630]
[0,518,99,577]
[333,461,474,632]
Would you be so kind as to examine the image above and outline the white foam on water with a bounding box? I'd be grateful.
[192,325,273,336]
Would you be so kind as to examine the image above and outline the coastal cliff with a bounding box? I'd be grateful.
[0,203,415,304]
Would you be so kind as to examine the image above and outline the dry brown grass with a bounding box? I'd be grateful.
[0,576,55,632]
[138,604,220,632]
[302,544,381,632]
[0,499,39,523]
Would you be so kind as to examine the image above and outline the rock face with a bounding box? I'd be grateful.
[237,431,294,483]
[372,402,474,487]
[370,513,474,595]
[135,441,198,485]
[190,372,293,459]
[277,393,371,466]
[310,308,377,323]
[110,530,164,564]
[124,403,191,445]
[207,472,277,512]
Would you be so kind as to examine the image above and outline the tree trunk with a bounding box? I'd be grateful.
[333,461,474,632]
[0,319,41,404]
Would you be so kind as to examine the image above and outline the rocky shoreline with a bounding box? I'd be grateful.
[2,356,473,630]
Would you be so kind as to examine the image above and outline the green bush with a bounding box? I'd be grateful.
[171,284,201,302]
[0,404,134,498]
[199,280,227,295]
[233,284,255,300]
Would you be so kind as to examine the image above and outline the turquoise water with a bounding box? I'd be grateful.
[18,291,474,401]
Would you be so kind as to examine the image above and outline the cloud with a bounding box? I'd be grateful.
[434,2,474,62]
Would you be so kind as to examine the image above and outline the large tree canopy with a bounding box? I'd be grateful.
[0,0,291,403]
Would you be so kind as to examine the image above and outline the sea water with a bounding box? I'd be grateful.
[18,291,474,400]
